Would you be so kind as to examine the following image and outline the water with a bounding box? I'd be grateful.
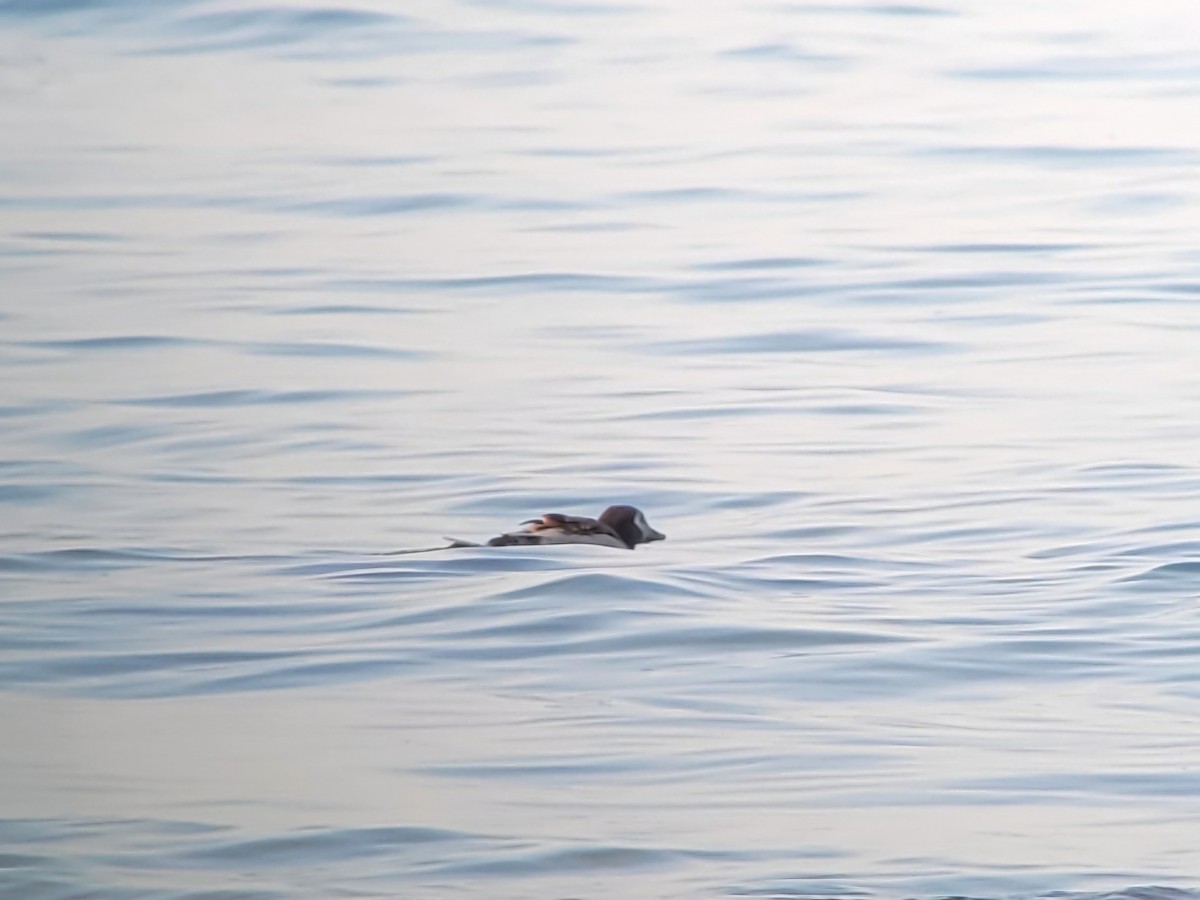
[3,0,1200,897]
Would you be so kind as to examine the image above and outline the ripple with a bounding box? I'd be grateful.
[489,571,703,602]
[1121,561,1200,583]
[21,335,204,352]
[115,388,408,408]
[0,483,60,505]
[649,329,957,356]
[267,302,419,316]
[720,42,847,66]
[693,256,829,272]
[244,341,427,360]
[0,547,188,572]
[923,145,1199,168]
[424,842,701,877]
[288,192,476,216]
[182,824,478,867]
[952,770,1200,800]
[330,271,659,294]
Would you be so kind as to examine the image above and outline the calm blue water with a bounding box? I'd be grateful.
[3,1,1200,897]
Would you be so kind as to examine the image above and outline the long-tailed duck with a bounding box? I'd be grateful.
[487,505,665,550]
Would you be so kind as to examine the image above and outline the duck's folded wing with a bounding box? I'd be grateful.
[488,513,625,547]
[533,513,620,537]
[488,515,601,546]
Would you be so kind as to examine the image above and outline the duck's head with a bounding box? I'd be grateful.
[599,505,666,549]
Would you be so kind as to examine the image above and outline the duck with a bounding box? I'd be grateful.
[487,505,666,550]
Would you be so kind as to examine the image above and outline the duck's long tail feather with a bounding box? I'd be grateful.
[375,537,482,556]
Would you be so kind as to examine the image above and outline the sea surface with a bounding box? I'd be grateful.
[3,1,1200,898]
